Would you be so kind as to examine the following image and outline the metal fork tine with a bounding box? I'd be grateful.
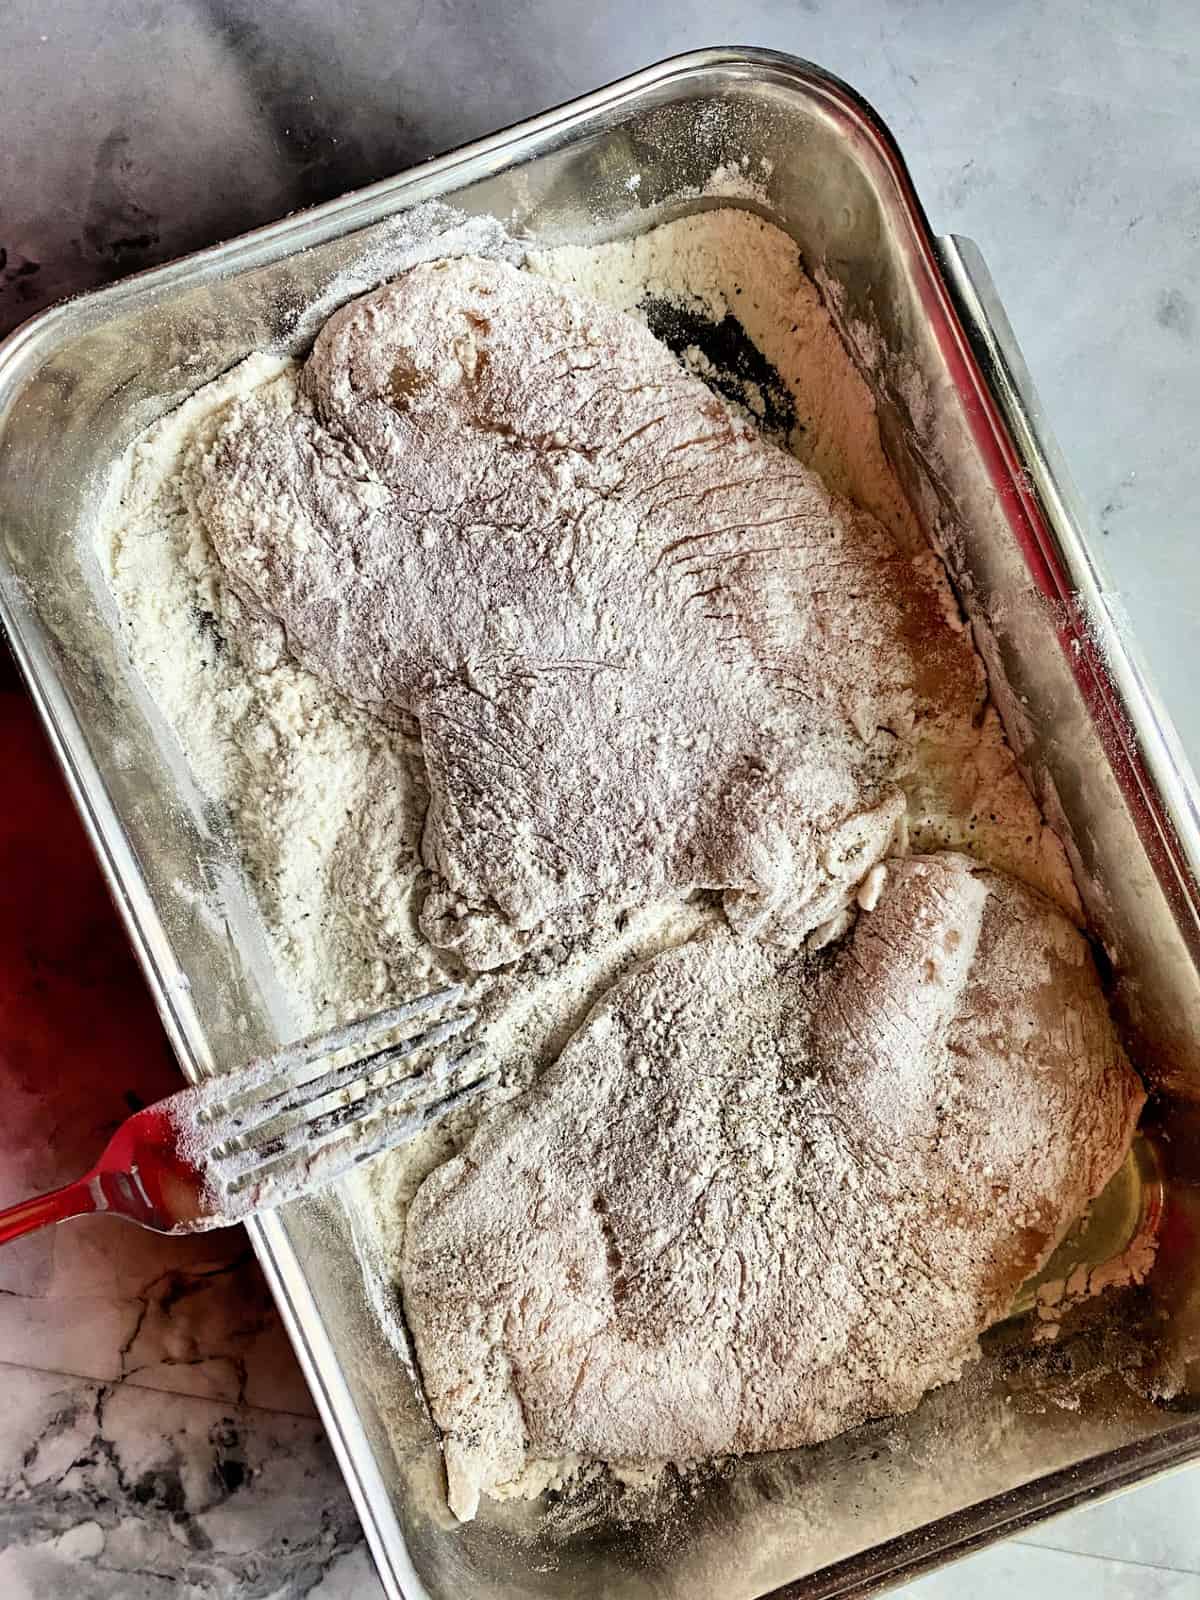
[214,1042,490,1187]
[215,1011,477,1142]
[197,984,467,1114]
[341,1073,494,1163]
[224,1072,498,1208]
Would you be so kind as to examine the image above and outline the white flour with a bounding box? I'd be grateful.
[528,211,922,551]
[195,249,995,973]
[95,204,1095,1493]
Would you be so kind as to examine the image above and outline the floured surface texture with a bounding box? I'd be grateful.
[94,205,1136,1523]
[99,207,1075,1053]
[402,855,1143,1520]
[196,253,978,969]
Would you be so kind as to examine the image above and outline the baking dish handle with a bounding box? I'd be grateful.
[934,233,1104,586]
[936,233,1200,885]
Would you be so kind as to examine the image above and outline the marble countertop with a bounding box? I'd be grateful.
[2,2,1198,1595]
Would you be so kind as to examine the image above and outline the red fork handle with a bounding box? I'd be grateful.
[0,1175,98,1245]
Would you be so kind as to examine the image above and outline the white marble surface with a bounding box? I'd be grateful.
[0,679,370,1596]
[2,1,1199,1596]
[0,1367,371,1599]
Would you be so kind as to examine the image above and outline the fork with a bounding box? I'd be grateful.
[0,985,490,1242]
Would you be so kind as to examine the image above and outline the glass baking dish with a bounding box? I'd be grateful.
[2,46,1200,1600]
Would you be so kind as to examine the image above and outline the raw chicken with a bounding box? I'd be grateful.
[196,257,983,969]
[401,854,1143,1520]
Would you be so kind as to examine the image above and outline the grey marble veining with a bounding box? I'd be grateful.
[0,1220,317,1415]
[0,669,380,1597]
[2,2,1198,1597]
[0,1368,371,1598]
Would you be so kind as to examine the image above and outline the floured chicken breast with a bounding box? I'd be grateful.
[401,854,1143,1520]
[195,256,985,970]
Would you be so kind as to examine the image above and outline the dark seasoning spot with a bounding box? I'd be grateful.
[639,295,798,440]
[193,603,226,655]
